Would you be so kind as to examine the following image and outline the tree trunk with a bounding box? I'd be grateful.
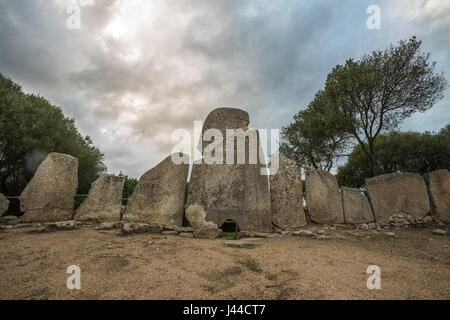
[368,142,377,177]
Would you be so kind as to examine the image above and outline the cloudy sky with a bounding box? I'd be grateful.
[1,0,449,178]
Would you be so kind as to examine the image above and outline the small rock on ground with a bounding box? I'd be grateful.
[179,232,194,238]
[162,231,179,236]
[432,229,447,235]
[121,222,162,235]
[223,241,255,249]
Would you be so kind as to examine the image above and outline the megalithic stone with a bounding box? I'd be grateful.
[20,152,78,222]
[341,187,374,224]
[269,154,307,230]
[423,170,449,223]
[365,172,430,222]
[305,169,344,224]
[123,153,189,227]
[74,174,126,222]
[198,107,249,154]
[187,108,272,232]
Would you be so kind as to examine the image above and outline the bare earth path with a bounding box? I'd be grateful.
[0,226,449,300]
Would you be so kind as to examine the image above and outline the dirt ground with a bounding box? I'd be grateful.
[0,224,449,300]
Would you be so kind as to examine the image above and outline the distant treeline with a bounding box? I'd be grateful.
[337,127,450,188]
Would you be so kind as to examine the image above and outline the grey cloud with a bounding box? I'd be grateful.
[0,0,449,178]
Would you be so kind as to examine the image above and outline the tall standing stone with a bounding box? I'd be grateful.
[423,169,450,223]
[74,174,126,222]
[305,169,344,224]
[198,107,249,153]
[269,154,307,230]
[365,173,430,222]
[0,193,9,216]
[186,108,272,232]
[20,153,78,222]
[123,154,189,226]
[341,187,374,224]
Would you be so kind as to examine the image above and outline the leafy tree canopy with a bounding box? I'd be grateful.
[324,37,447,176]
[282,37,447,177]
[120,173,138,205]
[281,90,351,171]
[0,73,106,196]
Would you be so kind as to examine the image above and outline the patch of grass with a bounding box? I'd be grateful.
[238,256,262,273]
[220,266,243,277]
[222,232,236,239]
[200,266,243,282]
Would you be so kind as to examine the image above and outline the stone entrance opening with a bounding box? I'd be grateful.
[221,219,239,238]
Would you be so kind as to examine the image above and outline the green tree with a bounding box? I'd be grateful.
[0,73,106,196]
[281,91,350,171]
[121,174,138,205]
[324,37,447,177]
[337,126,450,187]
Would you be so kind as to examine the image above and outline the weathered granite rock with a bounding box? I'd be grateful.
[187,122,272,232]
[0,193,9,216]
[20,153,78,222]
[35,220,78,233]
[223,241,255,249]
[94,221,123,230]
[75,174,125,222]
[365,173,430,222]
[432,229,447,235]
[0,215,17,223]
[424,169,450,223]
[179,232,194,238]
[198,107,249,153]
[121,222,162,235]
[123,154,189,226]
[269,154,307,230]
[174,226,194,233]
[185,204,217,230]
[162,230,179,236]
[193,227,223,239]
[342,187,374,224]
[305,170,344,224]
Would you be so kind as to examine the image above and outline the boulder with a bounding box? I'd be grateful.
[162,230,179,236]
[75,174,125,222]
[424,170,450,223]
[94,221,123,230]
[193,227,223,239]
[123,154,189,226]
[174,226,194,233]
[269,154,307,230]
[305,170,344,224]
[35,220,78,233]
[223,241,255,249]
[341,187,374,224]
[179,232,194,238]
[20,153,78,222]
[0,193,9,216]
[185,204,217,230]
[187,128,272,232]
[365,173,430,222]
[121,222,162,235]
